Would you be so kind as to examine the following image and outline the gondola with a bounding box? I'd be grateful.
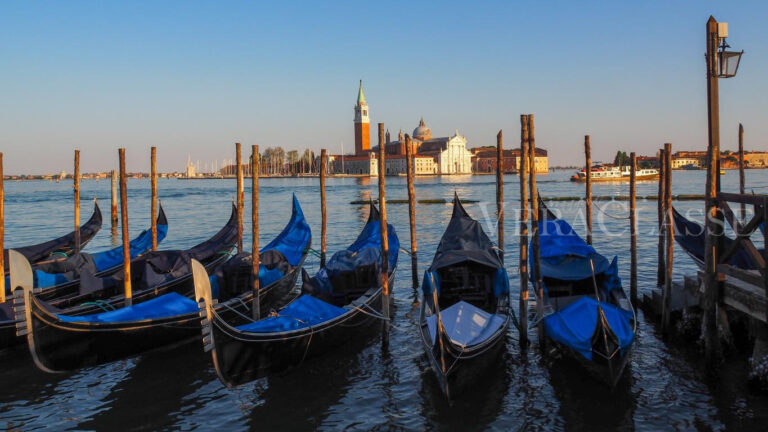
[0,206,168,350]
[672,206,762,270]
[3,200,102,273]
[418,194,510,399]
[12,201,253,372]
[533,198,635,387]
[194,202,398,387]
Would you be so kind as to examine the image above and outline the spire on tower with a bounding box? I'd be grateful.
[357,80,366,105]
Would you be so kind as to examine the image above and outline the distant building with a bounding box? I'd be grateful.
[471,147,548,174]
[185,156,197,178]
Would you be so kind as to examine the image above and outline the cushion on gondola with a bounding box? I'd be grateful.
[236,294,346,333]
[543,296,634,360]
[57,292,198,323]
[425,300,506,347]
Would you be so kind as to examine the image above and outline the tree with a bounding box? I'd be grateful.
[613,151,629,167]
[301,149,315,173]
[287,150,299,174]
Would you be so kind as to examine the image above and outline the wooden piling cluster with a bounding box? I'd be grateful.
[518,116,529,345]
[320,149,327,267]
[74,150,81,254]
[629,152,638,304]
[526,115,544,344]
[252,145,260,319]
[584,136,592,245]
[377,123,391,345]
[151,146,158,251]
[118,148,132,305]
[236,143,244,254]
[405,135,419,292]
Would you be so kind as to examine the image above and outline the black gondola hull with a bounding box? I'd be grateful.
[24,257,303,372]
[210,272,394,387]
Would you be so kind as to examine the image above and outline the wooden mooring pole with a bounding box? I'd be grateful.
[320,149,327,268]
[662,143,674,333]
[111,169,118,235]
[405,135,419,292]
[528,114,544,345]
[151,146,158,251]
[377,123,390,346]
[584,136,592,245]
[739,123,745,220]
[252,145,260,319]
[118,148,132,305]
[0,153,5,304]
[74,150,81,253]
[496,130,504,264]
[630,152,638,304]
[519,115,530,346]
[703,15,723,364]
[236,143,244,254]
[657,147,666,287]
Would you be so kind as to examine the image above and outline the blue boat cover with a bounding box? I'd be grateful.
[259,265,284,288]
[261,194,311,266]
[237,294,347,333]
[532,218,616,284]
[32,222,169,289]
[57,292,198,323]
[543,296,634,360]
[346,209,399,271]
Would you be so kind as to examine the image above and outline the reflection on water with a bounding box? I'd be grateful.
[0,171,767,430]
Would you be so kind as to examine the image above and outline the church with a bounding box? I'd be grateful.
[327,82,473,176]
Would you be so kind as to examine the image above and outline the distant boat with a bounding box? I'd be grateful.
[570,165,659,182]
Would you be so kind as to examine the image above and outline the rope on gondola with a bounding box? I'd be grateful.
[307,248,323,258]
[51,252,68,259]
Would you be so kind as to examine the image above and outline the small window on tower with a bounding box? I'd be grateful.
[363,110,367,116]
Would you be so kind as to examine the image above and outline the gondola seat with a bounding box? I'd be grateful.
[425,300,506,347]
[304,247,382,306]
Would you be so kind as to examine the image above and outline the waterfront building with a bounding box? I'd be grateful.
[471,147,549,173]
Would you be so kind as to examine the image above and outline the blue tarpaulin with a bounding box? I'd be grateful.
[32,223,169,289]
[261,194,311,266]
[346,218,399,271]
[237,294,347,333]
[57,292,198,323]
[543,296,634,360]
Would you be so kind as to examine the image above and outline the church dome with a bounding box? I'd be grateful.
[412,117,432,141]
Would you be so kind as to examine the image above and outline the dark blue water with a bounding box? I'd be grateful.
[1,171,767,430]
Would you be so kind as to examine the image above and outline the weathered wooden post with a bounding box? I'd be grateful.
[657,148,666,287]
[519,115,530,345]
[111,169,118,233]
[739,123,745,219]
[584,135,592,245]
[528,114,544,345]
[405,135,419,291]
[236,142,244,254]
[377,123,391,345]
[151,146,158,251]
[74,150,81,253]
[629,152,638,304]
[0,153,4,304]
[662,143,674,333]
[496,130,504,264]
[252,145,260,319]
[118,148,132,305]
[320,148,327,267]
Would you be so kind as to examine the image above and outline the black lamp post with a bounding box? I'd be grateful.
[703,15,743,365]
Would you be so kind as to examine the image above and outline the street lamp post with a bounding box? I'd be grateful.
[703,15,743,365]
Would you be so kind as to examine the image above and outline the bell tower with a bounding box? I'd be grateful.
[354,80,370,155]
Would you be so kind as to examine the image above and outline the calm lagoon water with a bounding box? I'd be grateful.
[1,170,767,431]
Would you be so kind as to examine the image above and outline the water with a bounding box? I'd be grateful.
[2,171,768,431]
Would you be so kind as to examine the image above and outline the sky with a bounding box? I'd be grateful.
[1,1,767,174]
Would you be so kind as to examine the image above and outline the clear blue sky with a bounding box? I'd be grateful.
[1,1,766,174]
